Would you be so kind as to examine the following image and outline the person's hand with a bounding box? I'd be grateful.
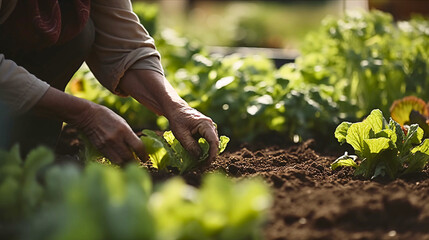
[118,69,219,164]
[72,103,147,164]
[167,105,219,163]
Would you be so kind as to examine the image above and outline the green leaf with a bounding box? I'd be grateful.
[23,146,55,178]
[373,129,397,146]
[404,139,429,174]
[354,158,372,178]
[142,130,230,173]
[124,164,152,197]
[163,131,176,146]
[0,144,22,167]
[346,121,371,157]
[334,122,352,144]
[141,130,176,170]
[330,152,358,170]
[198,138,210,162]
[389,119,405,150]
[219,136,230,154]
[363,137,393,155]
[363,109,385,134]
[372,163,387,179]
[401,124,424,155]
[373,150,401,179]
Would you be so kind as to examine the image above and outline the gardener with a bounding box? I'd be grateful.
[0,0,219,164]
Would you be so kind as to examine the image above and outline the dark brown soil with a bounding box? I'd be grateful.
[57,127,429,240]
[209,140,429,240]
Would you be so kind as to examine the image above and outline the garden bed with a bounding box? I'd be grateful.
[213,141,429,240]
[57,126,429,240]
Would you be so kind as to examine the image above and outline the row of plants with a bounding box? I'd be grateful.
[0,145,271,240]
[68,9,429,146]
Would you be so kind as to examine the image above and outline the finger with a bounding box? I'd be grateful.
[195,121,219,163]
[174,131,202,158]
[125,133,148,162]
[101,148,124,165]
[102,140,135,165]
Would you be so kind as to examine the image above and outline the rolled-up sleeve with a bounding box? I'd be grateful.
[0,54,50,114]
[87,0,164,95]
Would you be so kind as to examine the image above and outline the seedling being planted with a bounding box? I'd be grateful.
[332,109,429,179]
[140,130,230,174]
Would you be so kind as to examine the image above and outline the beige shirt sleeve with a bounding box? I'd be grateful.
[0,0,162,114]
[0,54,50,114]
[87,0,164,96]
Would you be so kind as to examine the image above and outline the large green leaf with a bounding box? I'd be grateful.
[346,121,371,157]
[363,137,393,155]
[334,122,352,144]
[363,109,385,134]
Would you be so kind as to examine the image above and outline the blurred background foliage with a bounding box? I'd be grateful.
[68,1,429,147]
[150,0,338,50]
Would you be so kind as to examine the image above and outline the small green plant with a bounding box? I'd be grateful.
[332,109,429,179]
[0,146,271,240]
[0,145,54,222]
[140,130,230,174]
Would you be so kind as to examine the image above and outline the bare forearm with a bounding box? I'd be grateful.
[118,69,188,119]
[32,87,94,125]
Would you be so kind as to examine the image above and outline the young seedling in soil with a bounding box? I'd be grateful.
[332,109,429,179]
[140,130,230,174]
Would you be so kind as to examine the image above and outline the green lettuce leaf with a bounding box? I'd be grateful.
[404,139,429,174]
[330,152,358,170]
[141,130,177,170]
[333,109,429,179]
[345,121,371,158]
[142,130,230,173]
[334,122,352,144]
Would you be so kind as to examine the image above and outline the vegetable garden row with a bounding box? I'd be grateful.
[1,6,429,240]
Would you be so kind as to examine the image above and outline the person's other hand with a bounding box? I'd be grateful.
[73,103,146,164]
[167,106,219,163]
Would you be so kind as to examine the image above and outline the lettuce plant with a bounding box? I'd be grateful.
[332,109,429,179]
[0,146,270,240]
[140,130,230,174]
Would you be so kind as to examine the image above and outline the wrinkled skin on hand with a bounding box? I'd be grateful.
[74,104,147,164]
[168,106,219,163]
[119,69,220,165]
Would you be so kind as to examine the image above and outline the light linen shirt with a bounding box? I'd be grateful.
[0,0,163,114]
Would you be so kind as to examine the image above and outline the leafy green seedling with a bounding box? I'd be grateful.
[332,109,429,179]
[140,130,230,173]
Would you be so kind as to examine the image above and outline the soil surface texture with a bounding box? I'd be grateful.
[209,140,429,240]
